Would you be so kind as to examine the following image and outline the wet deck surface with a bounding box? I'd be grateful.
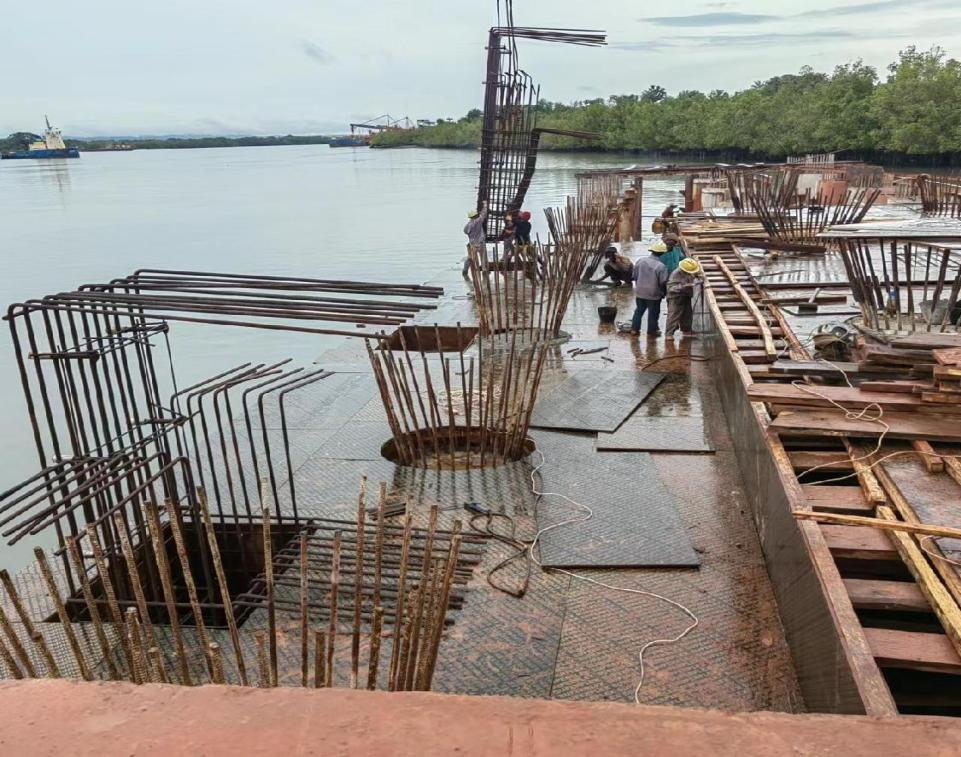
[7,245,804,710]
[279,250,805,710]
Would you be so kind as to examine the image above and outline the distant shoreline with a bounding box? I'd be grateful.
[66,134,337,152]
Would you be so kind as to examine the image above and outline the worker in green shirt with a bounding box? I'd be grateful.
[660,232,687,276]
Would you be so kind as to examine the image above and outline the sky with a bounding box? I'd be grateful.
[3,0,961,137]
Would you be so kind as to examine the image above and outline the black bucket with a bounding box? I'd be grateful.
[597,306,617,324]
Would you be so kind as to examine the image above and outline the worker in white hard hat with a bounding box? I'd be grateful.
[665,257,702,337]
[630,240,669,338]
[462,200,489,277]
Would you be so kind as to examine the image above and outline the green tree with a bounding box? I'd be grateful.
[871,46,961,154]
[641,85,667,103]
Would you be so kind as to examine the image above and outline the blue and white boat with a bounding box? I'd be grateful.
[2,117,79,159]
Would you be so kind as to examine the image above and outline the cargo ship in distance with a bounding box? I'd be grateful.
[328,135,370,148]
[1,116,79,159]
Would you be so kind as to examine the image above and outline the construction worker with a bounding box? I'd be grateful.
[500,211,517,264]
[660,232,687,275]
[514,210,532,250]
[665,257,702,337]
[630,241,668,338]
[592,246,634,286]
[462,200,489,277]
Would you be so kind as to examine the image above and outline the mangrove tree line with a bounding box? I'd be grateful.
[371,47,961,161]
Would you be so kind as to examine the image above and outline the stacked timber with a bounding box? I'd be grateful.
[924,347,961,406]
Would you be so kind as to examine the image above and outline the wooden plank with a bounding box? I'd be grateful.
[857,380,932,394]
[844,578,930,613]
[747,383,922,412]
[844,440,888,506]
[713,255,776,357]
[822,524,897,560]
[738,350,777,365]
[865,627,961,674]
[801,484,871,513]
[771,360,861,378]
[874,455,961,609]
[912,440,944,473]
[771,409,961,443]
[920,392,961,405]
[790,451,852,472]
[862,343,935,366]
[765,293,848,306]
[934,365,961,380]
[795,510,961,541]
[729,326,785,337]
[934,347,961,366]
[893,333,961,350]
[877,505,961,662]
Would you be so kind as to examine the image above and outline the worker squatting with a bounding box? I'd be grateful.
[462,202,702,340]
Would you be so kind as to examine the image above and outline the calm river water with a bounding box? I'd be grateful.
[0,145,683,567]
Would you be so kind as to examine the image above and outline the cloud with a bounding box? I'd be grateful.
[301,40,334,66]
[644,0,957,27]
[675,30,854,46]
[796,0,902,17]
[609,40,674,52]
[615,30,853,51]
[642,12,777,27]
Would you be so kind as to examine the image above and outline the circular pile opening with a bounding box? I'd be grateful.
[381,426,535,470]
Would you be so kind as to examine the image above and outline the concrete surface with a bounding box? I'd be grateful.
[1,680,959,756]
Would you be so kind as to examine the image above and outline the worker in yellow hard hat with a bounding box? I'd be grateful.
[630,240,669,337]
[665,256,702,338]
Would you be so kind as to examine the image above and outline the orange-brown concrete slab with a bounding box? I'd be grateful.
[2,680,960,757]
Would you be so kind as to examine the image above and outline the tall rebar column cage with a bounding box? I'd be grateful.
[916,173,961,218]
[476,15,605,240]
[835,236,961,335]
[545,192,619,281]
[366,329,549,470]
[725,167,800,214]
[749,185,881,251]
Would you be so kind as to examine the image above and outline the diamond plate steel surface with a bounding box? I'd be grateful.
[1,267,804,711]
[550,450,803,710]
[596,415,714,452]
[636,374,707,417]
[250,373,379,430]
[531,430,701,569]
[529,369,665,433]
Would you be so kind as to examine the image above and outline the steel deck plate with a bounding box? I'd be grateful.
[531,431,701,569]
[529,370,665,433]
[596,415,714,452]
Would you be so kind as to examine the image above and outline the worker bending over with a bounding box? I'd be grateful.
[630,241,668,338]
[462,200,489,277]
[592,246,634,286]
[665,258,702,337]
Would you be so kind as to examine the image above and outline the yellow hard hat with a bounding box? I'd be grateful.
[467,209,479,219]
[649,241,668,254]
[679,258,701,275]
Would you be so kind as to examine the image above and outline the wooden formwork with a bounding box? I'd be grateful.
[681,219,961,716]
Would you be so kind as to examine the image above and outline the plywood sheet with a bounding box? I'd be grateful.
[529,370,664,433]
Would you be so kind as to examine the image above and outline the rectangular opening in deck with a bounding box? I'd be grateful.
[56,520,304,629]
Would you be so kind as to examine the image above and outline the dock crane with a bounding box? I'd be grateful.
[349,115,415,134]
